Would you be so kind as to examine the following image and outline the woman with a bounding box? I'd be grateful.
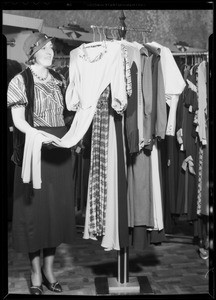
[7,32,76,295]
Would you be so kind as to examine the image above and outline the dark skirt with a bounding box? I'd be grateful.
[12,126,76,253]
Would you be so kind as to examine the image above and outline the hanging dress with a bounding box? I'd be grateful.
[75,41,128,250]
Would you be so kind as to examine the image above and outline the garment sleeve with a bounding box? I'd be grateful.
[7,74,28,108]
[110,48,128,114]
[142,55,153,115]
[121,44,132,97]
[160,47,186,95]
[65,50,80,111]
[155,59,167,139]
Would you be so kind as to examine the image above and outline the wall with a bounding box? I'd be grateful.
[5,29,31,64]
[3,10,213,49]
[4,27,79,66]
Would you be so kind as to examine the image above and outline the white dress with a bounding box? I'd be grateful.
[60,41,128,148]
[76,41,128,250]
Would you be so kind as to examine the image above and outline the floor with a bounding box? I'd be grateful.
[7,221,210,297]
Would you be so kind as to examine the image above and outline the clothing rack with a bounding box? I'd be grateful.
[90,10,152,42]
[172,52,208,56]
[93,10,153,296]
[53,56,70,69]
[167,52,209,243]
[173,52,208,64]
[173,51,208,69]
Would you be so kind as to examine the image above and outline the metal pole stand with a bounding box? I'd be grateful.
[95,247,154,295]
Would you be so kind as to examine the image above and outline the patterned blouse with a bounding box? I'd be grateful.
[7,71,67,127]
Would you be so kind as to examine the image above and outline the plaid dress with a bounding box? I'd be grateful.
[88,85,110,236]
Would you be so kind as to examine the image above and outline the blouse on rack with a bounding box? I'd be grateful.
[145,42,186,138]
[146,42,186,96]
[141,44,166,147]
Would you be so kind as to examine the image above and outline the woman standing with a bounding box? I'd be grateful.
[7,32,76,295]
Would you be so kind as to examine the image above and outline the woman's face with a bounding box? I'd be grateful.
[34,41,54,67]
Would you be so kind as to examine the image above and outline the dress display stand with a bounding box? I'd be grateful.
[95,247,153,295]
[93,11,154,295]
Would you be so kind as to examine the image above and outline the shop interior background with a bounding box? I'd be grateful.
[3,8,214,297]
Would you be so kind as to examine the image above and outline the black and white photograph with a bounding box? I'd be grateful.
[2,4,214,298]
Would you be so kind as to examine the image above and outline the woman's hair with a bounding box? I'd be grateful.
[25,56,36,65]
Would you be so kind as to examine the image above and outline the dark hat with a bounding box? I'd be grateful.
[23,32,53,60]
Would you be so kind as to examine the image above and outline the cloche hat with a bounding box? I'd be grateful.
[23,32,53,60]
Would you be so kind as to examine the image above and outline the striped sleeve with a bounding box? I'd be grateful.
[7,74,28,108]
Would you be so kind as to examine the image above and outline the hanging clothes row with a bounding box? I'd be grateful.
[125,41,186,250]
[63,39,187,251]
[161,57,209,243]
[65,43,208,251]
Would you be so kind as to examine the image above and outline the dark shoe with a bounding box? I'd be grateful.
[29,277,43,295]
[41,267,62,293]
[199,248,209,260]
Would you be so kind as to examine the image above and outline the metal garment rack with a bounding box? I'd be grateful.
[93,10,153,295]
[172,51,208,65]
[172,52,208,56]
[90,10,152,42]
